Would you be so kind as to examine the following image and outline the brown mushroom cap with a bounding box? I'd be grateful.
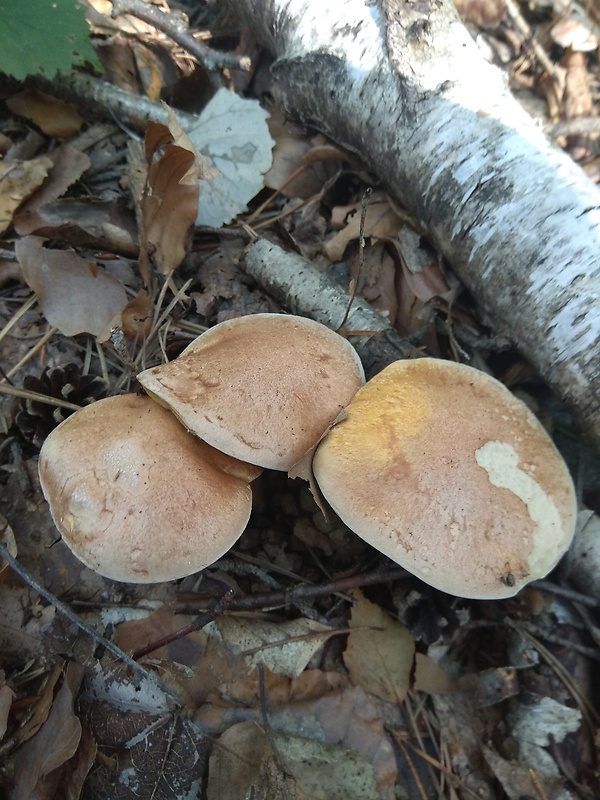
[312,359,577,599]
[38,394,259,583]
[137,314,365,471]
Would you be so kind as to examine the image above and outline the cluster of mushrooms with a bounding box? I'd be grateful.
[38,314,577,599]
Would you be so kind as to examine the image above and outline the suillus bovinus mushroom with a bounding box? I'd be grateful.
[137,313,365,471]
[312,359,577,599]
[38,394,261,583]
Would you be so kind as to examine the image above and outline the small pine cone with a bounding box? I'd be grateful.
[15,363,109,448]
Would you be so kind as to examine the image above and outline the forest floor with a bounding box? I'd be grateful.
[0,1,599,798]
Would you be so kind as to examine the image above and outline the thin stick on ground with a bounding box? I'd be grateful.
[0,542,181,705]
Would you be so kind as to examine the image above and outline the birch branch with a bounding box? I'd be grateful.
[231,0,600,450]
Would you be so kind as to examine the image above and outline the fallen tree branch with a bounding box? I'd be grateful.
[231,0,600,450]
[242,237,419,377]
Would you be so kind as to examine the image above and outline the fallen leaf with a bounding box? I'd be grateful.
[0,671,15,741]
[264,108,342,199]
[14,664,63,746]
[325,201,401,261]
[14,142,91,217]
[343,589,415,703]
[195,668,397,796]
[12,663,83,800]
[215,616,334,678]
[6,90,83,137]
[137,107,211,280]
[189,88,275,228]
[118,289,153,340]
[454,0,505,28]
[207,720,379,800]
[0,156,53,235]
[15,198,138,257]
[15,236,128,341]
[0,514,17,576]
[413,653,458,694]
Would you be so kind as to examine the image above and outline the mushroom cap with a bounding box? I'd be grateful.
[312,359,577,599]
[137,314,365,471]
[38,394,258,583]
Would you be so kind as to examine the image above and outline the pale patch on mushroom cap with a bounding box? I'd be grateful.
[38,394,257,583]
[137,314,365,471]
[312,359,577,599]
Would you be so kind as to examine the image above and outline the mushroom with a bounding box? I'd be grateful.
[312,359,577,599]
[137,313,365,471]
[38,394,260,583]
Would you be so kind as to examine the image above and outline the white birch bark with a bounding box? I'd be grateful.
[231,0,600,450]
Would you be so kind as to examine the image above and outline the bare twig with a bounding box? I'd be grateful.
[111,0,251,72]
[132,589,236,660]
[0,542,180,704]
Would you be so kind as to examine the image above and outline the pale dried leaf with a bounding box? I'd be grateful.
[0,156,53,235]
[454,0,506,28]
[140,119,201,276]
[6,90,83,137]
[13,667,83,800]
[413,653,458,694]
[15,236,128,341]
[325,201,401,261]
[14,142,91,218]
[264,109,340,199]
[88,662,173,715]
[164,104,217,181]
[343,589,415,703]
[189,89,275,228]
[215,616,333,678]
[0,514,17,576]
[207,720,378,800]
[118,289,153,340]
[15,198,138,257]
[0,671,15,741]
[15,664,62,746]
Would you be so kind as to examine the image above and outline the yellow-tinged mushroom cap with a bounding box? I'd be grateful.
[312,359,577,599]
[38,394,259,583]
[137,314,365,471]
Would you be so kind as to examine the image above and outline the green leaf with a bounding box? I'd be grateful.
[0,0,99,80]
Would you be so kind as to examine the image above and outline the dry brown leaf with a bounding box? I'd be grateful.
[562,50,593,120]
[343,589,415,703]
[15,236,128,341]
[207,720,379,800]
[0,156,53,235]
[413,653,458,694]
[136,109,213,280]
[195,668,397,795]
[453,0,505,28]
[354,244,398,323]
[14,665,63,747]
[325,201,401,261]
[119,289,153,340]
[215,616,334,678]
[14,143,91,218]
[264,109,342,199]
[0,671,15,741]
[142,144,199,275]
[15,198,138,257]
[6,90,83,138]
[0,514,17,576]
[13,665,83,800]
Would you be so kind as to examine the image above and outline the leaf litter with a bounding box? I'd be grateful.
[0,1,599,799]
